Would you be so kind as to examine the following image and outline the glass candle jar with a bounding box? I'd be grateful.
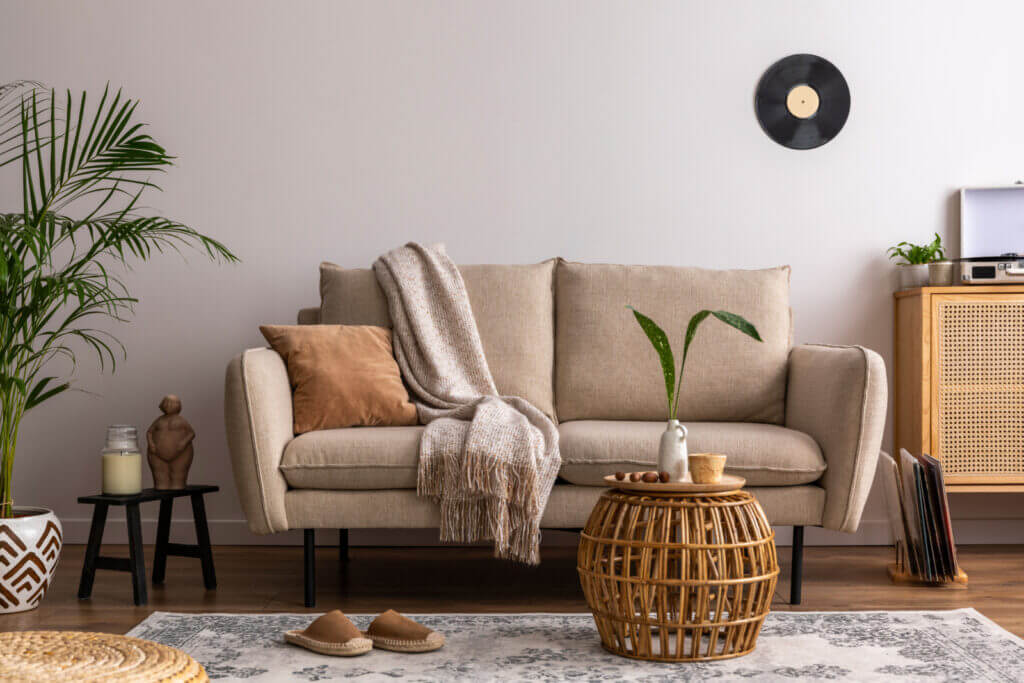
[101,425,142,495]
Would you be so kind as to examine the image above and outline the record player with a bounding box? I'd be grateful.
[958,186,1024,284]
[958,255,1024,283]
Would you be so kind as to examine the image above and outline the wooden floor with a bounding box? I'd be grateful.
[4,544,1024,636]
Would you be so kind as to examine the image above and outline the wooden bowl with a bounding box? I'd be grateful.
[689,453,727,484]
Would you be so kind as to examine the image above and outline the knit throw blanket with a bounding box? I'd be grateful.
[373,243,560,564]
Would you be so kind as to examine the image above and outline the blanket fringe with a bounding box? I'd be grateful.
[436,498,542,566]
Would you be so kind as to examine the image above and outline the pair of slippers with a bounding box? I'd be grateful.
[285,609,444,657]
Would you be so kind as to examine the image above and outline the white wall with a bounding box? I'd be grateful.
[2,0,1023,546]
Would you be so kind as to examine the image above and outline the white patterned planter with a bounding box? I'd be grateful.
[0,508,62,614]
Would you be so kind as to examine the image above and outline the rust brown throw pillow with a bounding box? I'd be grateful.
[259,325,418,434]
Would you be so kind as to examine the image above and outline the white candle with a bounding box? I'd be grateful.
[102,452,142,495]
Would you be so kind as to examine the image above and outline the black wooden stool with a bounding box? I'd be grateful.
[77,485,218,605]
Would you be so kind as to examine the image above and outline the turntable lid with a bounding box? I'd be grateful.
[961,186,1024,259]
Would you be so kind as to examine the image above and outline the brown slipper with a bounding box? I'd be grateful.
[363,610,445,653]
[285,610,373,656]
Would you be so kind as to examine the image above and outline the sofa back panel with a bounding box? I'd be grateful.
[319,265,391,327]
[319,261,556,419]
[554,262,791,423]
[297,307,321,325]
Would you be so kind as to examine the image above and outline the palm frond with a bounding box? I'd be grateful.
[0,81,237,515]
[0,81,51,165]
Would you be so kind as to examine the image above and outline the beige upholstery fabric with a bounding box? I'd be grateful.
[282,487,596,529]
[282,427,424,490]
[318,265,388,326]
[319,261,556,419]
[558,420,825,487]
[282,484,824,530]
[749,485,825,527]
[224,349,293,534]
[297,307,320,325]
[279,421,824,490]
[554,261,791,423]
[786,344,887,533]
[224,264,885,540]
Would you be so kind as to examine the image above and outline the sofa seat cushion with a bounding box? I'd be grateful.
[558,420,825,487]
[554,262,792,423]
[281,420,824,491]
[281,426,423,490]
[319,261,556,420]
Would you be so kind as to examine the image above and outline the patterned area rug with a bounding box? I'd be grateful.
[128,609,1024,682]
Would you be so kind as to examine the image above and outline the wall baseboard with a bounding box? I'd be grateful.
[55,516,1024,547]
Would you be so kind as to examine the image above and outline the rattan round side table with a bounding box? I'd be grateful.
[0,631,207,682]
[577,485,779,662]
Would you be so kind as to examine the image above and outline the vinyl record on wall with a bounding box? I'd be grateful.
[755,54,850,150]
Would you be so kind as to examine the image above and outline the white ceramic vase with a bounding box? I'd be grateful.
[898,263,930,290]
[0,508,62,614]
[658,419,689,483]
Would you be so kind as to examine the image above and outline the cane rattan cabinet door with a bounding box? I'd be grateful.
[931,293,1024,483]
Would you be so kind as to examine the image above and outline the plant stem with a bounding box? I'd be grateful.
[0,395,21,519]
[670,349,689,419]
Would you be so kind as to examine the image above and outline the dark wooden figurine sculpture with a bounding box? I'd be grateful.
[146,395,195,490]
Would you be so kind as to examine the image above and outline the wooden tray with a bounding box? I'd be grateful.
[603,473,745,494]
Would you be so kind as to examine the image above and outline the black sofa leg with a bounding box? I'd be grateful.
[304,529,316,608]
[790,525,804,605]
[339,528,349,563]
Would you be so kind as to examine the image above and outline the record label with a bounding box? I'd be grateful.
[786,84,819,119]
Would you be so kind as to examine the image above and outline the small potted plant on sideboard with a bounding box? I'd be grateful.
[0,82,235,612]
[888,233,947,289]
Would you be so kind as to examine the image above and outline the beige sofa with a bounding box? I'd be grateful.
[225,260,887,607]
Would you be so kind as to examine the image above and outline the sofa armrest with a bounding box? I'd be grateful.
[785,344,887,533]
[224,348,293,534]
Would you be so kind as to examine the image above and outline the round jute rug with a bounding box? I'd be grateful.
[0,630,207,682]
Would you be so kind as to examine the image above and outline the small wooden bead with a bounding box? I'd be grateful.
[614,472,626,481]
[642,472,659,483]
[629,472,641,482]
[659,471,670,482]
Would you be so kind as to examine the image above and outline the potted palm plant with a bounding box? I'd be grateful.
[628,307,761,481]
[0,81,235,612]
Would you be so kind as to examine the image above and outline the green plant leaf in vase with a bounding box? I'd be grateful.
[627,306,675,419]
[630,306,763,421]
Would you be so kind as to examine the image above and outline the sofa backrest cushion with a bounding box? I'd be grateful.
[319,261,556,420]
[554,261,792,424]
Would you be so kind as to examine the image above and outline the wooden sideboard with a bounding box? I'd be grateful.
[894,285,1024,492]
